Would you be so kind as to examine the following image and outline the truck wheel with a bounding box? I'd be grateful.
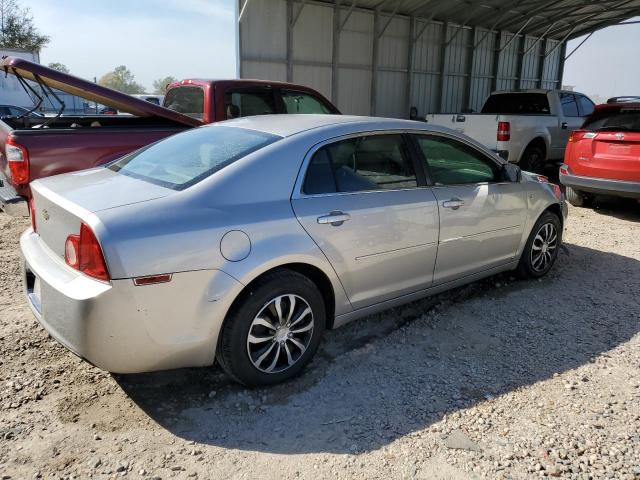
[216,269,326,387]
[565,186,585,207]
[520,145,545,174]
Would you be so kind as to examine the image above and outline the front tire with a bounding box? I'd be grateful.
[516,211,562,279]
[216,270,326,387]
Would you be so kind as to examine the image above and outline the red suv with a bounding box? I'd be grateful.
[560,98,640,206]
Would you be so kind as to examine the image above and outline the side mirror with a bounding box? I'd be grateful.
[502,163,521,182]
[409,106,418,120]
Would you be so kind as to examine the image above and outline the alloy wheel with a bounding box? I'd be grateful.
[246,294,314,374]
[530,222,558,272]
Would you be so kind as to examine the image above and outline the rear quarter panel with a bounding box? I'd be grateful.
[499,114,554,163]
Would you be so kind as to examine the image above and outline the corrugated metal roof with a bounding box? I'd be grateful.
[315,0,640,40]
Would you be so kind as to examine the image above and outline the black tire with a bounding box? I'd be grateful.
[519,145,546,174]
[216,269,326,387]
[565,186,585,207]
[516,211,562,279]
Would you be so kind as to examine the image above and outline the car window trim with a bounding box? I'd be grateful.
[293,130,430,200]
[408,131,508,187]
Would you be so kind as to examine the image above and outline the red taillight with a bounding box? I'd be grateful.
[64,223,110,281]
[28,198,36,232]
[559,164,569,176]
[497,121,510,141]
[568,130,597,143]
[5,137,29,185]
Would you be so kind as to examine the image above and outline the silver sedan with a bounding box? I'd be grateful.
[21,115,567,386]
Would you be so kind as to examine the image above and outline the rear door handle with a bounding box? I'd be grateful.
[442,198,464,210]
[317,211,351,226]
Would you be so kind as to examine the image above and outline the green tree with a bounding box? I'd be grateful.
[98,65,145,94]
[0,0,49,51]
[152,76,177,94]
[47,62,69,74]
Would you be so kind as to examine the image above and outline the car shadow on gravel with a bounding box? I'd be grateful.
[115,243,640,454]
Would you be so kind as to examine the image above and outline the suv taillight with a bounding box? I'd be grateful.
[5,137,29,185]
[65,223,110,282]
[568,130,597,142]
[497,121,511,141]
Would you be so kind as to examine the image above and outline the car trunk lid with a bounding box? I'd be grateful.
[2,56,202,127]
[572,131,640,181]
[30,168,171,259]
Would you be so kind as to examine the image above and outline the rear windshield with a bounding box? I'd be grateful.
[163,86,205,119]
[109,126,280,190]
[583,106,640,132]
[481,93,550,115]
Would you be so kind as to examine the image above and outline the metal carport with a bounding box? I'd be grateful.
[237,0,640,118]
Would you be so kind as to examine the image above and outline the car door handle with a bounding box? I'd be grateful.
[442,199,464,210]
[317,211,351,226]
[561,122,568,129]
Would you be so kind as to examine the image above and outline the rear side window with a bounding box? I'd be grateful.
[481,93,550,114]
[164,86,205,119]
[577,95,595,116]
[224,90,276,119]
[583,107,640,132]
[560,93,580,117]
[303,134,417,194]
[282,90,332,114]
[109,126,279,190]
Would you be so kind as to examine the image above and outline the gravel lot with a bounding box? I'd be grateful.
[1,198,639,480]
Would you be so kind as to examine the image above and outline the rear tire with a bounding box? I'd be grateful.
[516,211,562,279]
[520,145,546,174]
[216,269,326,387]
[565,186,585,207]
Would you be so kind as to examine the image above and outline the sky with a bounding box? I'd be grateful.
[23,0,238,91]
[20,1,640,99]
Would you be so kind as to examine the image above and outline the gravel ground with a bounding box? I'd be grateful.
[0,197,639,480]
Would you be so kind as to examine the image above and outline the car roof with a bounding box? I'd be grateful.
[212,114,441,138]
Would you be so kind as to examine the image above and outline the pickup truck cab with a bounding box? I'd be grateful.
[425,90,595,173]
[0,57,339,216]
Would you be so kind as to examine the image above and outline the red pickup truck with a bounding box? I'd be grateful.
[0,57,339,216]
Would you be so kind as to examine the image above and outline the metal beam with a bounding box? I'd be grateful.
[544,26,576,58]
[370,8,380,115]
[522,22,556,56]
[564,31,594,60]
[473,11,509,48]
[438,21,449,113]
[515,33,527,90]
[286,0,294,82]
[490,30,502,92]
[536,37,549,88]
[292,0,307,26]
[238,0,251,22]
[339,0,357,31]
[406,16,415,118]
[464,25,477,111]
[377,0,403,39]
[499,17,532,53]
[331,0,341,104]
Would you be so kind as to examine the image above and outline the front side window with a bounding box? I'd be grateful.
[415,135,499,185]
[560,93,580,117]
[164,86,205,119]
[303,134,417,194]
[109,126,279,190]
[282,90,332,114]
[224,90,276,119]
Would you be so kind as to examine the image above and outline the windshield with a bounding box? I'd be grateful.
[109,126,280,190]
[481,93,550,115]
[583,106,640,132]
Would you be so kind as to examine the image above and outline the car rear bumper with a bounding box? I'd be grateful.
[0,171,28,217]
[559,171,640,199]
[20,229,243,373]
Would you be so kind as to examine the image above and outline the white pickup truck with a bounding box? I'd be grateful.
[424,90,595,173]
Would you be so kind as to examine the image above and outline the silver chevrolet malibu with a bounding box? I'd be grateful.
[21,115,567,386]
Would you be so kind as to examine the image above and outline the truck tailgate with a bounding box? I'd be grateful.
[425,113,498,149]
